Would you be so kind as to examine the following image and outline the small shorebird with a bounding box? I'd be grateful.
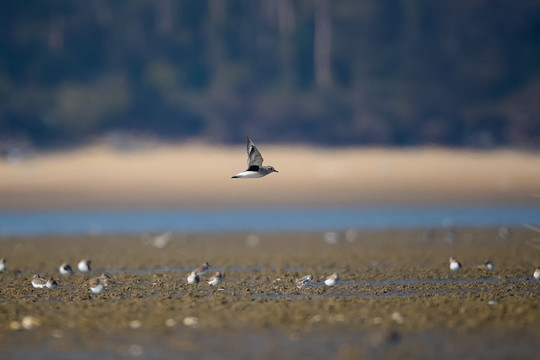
[59,263,73,275]
[187,271,200,284]
[98,273,112,287]
[46,277,58,289]
[232,137,278,178]
[207,272,223,286]
[31,274,47,288]
[449,257,462,271]
[324,272,340,286]
[534,266,540,280]
[193,262,211,275]
[78,259,92,273]
[88,273,111,294]
[296,274,313,289]
[32,276,57,289]
[477,260,494,272]
[0,258,5,272]
[88,279,104,294]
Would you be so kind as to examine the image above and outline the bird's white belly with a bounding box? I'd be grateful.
[325,279,337,286]
[233,171,263,178]
[32,281,46,288]
[90,284,104,294]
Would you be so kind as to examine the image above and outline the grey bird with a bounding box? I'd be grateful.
[295,274,313,289]
[193,261,211,275]
[232,137,278,178]
[477,260,494,272]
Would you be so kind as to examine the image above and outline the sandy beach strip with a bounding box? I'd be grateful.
[0,144,539,210]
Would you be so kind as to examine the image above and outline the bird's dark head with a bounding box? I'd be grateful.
[268,166,278,173]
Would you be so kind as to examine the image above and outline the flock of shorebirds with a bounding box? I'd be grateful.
[29,259,112,294]
[449,257,494,272]
[0,257,341,293]
[186,262,223,286]
[449,256,540,280]
[1,255,538,295]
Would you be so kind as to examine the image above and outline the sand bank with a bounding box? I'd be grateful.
[0,144,539,210]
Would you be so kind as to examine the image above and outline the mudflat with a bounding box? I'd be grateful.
[0,229,539,359]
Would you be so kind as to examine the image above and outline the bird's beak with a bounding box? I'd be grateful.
[275,169,279,172]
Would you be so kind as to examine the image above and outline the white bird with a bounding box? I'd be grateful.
[89,282,104,294]
[324,272,340,286]
[46,277,58,289]
[88,274,111,294]
[59,263,73,275]
[449,257,462,271]
[31,274,48,288]
[187,271,200,284]
[0,258,6,272]
[534,266,540,280]
[207,272,223,286]
[78,259,92,273]
[32,274,58,289]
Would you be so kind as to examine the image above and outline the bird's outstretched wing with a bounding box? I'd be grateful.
[246,137,264,167]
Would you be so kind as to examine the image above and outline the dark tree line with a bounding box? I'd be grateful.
[1,0,539,151]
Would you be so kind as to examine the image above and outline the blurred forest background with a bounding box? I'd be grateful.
[1,0,540,153]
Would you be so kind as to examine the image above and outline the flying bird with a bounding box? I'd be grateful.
[232,137,278,178]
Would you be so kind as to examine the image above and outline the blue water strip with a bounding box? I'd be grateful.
[0,205,538,236]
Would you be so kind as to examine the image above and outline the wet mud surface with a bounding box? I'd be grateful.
[1,229,539,359]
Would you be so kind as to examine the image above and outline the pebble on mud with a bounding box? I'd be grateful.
[165,318,177,327]
[129,320,143,329]
[51,330,64,338]
[328,314,345,324]
[183,316,199,328]
[9,321,22,331]
[128,344,143,357]
[21,316,40,330]
[391,311,404,324]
